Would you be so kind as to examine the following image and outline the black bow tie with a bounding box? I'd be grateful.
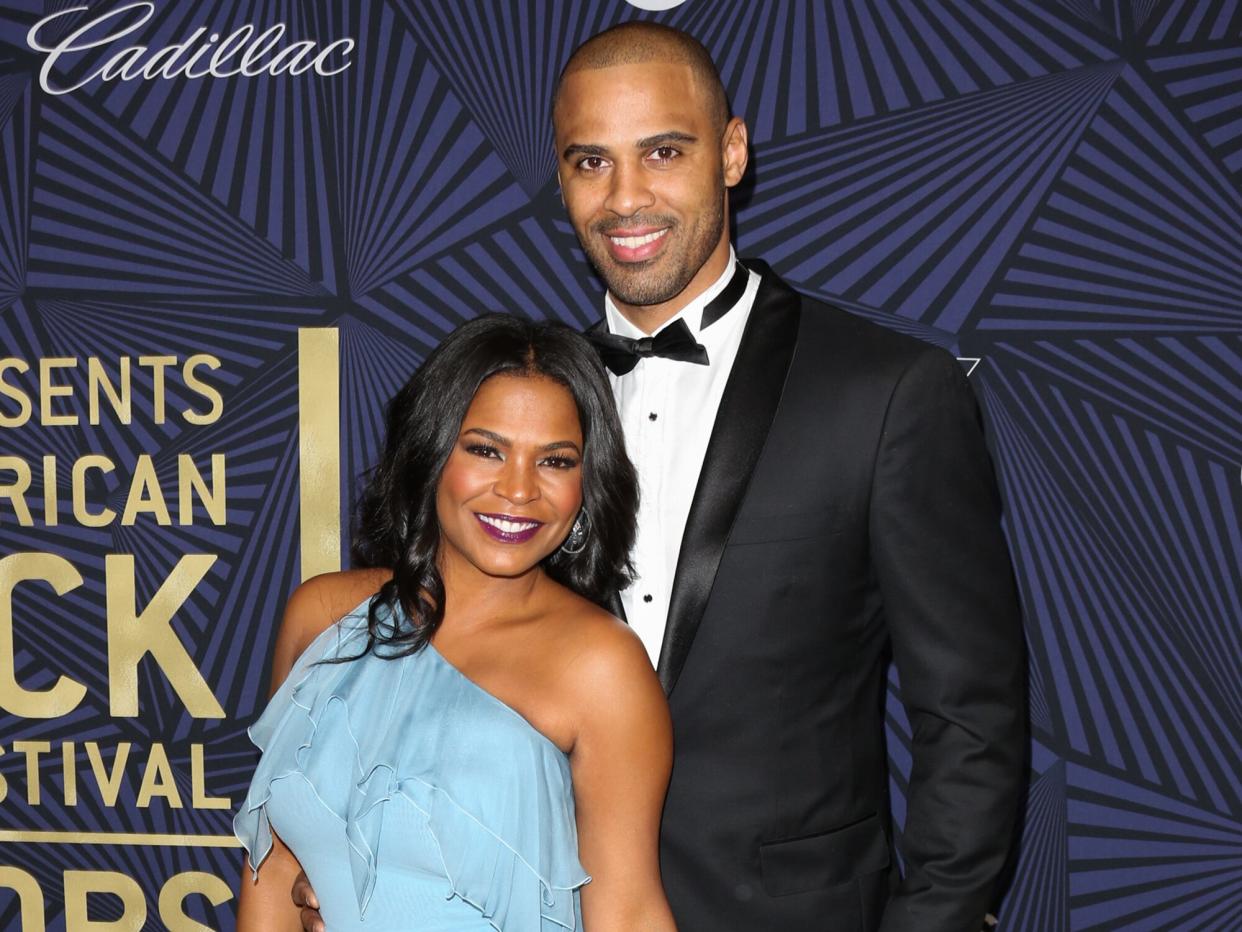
[587,318,708,375]
[589,261,749,376]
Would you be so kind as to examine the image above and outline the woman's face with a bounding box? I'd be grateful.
[435,373,585,582]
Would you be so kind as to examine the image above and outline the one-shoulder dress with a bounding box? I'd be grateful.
[233,600,589,930]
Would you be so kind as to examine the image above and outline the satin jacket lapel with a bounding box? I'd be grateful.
[656,263,801,694]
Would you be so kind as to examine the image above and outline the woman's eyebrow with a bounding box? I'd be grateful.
[463,427,509,445]
[463,428,581,455]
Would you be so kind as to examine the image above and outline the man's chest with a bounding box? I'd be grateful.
[612,361,725,510]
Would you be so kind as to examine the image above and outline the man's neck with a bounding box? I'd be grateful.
[612,241,733,335]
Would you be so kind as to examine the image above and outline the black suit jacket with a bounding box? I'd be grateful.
[608,264,1025,932]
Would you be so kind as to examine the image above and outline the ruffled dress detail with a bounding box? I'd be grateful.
[234,603,589,930]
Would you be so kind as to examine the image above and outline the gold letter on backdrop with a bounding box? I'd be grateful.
[0,456,33,525]
[106,554,224,718]
[85,741,131,806]
[11,740,50,804]
[298,328,341,581]
[0,553,88,717]
[190,742,231,809]
[0,866,44,932]
[158,872,234,931]
[135,742,183,809]
[0,358,33,428]
[63,871,145,930]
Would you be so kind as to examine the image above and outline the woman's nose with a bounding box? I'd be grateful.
[493,457,538,505]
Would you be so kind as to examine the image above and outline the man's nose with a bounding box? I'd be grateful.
[603,162,655,216]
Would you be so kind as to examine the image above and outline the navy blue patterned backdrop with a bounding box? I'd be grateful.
[0,1,1238,929]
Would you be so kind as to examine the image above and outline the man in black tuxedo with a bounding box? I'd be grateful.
[296,21,1024,932]
[553,22,1025,932]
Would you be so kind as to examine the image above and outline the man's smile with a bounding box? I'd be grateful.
[604,226,670,262]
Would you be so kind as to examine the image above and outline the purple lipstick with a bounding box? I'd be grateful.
[475,513,543,544]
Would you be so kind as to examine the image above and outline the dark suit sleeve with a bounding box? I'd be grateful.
[868,348,1025,932]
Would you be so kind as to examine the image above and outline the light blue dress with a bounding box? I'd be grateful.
[233,600,589,930]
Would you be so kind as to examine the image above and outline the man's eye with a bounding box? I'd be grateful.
[649,146,679,162]
[578,156,606,172]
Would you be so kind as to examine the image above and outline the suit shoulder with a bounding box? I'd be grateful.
[791,292,960,383]
[796,293,933,355]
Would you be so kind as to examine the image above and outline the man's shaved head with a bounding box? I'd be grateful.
[554,22,730,131]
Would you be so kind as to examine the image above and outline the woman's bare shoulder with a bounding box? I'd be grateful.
[291,568,391,629]
[268,568,391,692]
[544,588,657,697]
[541,589,670,764]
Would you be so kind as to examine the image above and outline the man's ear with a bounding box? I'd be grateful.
[555,168,564,206]
[722,117,749,188]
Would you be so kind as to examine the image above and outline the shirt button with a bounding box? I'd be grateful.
[643,594,653,603]
[648,412,658,421]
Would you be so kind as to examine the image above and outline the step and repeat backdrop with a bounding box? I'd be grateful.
[0,0,1238,929]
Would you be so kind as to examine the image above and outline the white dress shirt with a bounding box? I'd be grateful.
[605,249,761,664]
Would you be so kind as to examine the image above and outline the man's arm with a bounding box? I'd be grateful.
[868,347,1026,932]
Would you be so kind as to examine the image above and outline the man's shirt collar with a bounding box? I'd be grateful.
[604,246,741,343]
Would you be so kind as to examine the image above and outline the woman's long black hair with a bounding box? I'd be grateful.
[351,313,638,657]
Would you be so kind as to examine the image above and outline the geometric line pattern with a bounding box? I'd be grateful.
[1067,764,1242,930]
[0,75,27,307]
[981,68,1242,335]
[674,0,1115,142]
[2,2,1241,928]
[738,63,1122,331]
[1147,47,1242,181]
[998,761,1069,932]
[390,0,631,195]
[984,361,1241,815]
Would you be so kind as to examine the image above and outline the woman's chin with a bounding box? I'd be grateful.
[468,551,554,581]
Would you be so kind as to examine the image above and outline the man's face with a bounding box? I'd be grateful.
[553,61,746,326]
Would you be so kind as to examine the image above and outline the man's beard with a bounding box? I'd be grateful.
[585,195,725,309]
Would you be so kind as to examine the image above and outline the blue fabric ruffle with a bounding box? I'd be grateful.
[234,606,589,930]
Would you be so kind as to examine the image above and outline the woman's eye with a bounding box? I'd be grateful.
[541,455,579,470]
[465,444,500,459]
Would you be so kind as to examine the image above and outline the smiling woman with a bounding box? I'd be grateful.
[350,314,639,655]
[233,314,676,932]
[437,374,585,577]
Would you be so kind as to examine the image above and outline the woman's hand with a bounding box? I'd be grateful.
[291,870,325,932]
[235,831,307,932]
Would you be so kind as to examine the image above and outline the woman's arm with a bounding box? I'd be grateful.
[568,625,677,931]
[236,830,305,932]
[236,575,361,932]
